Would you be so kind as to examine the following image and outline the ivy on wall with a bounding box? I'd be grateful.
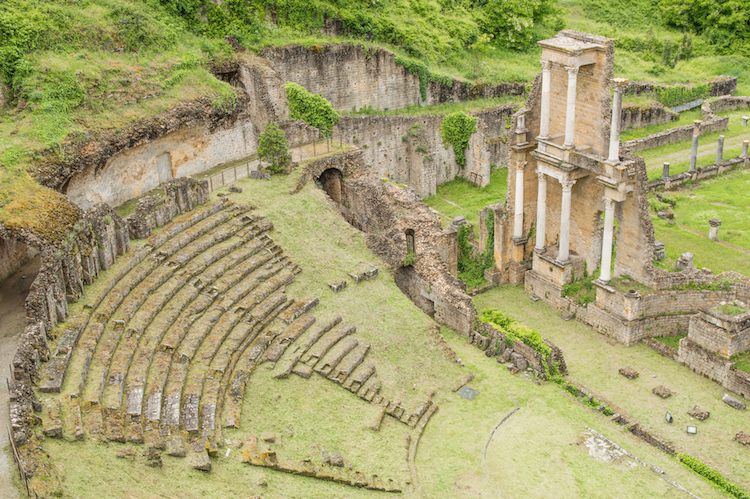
[284,81,339,136]
[440,111,476,168]
[394,56,452,101]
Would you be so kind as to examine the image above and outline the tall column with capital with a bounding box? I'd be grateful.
[513,162,526,240]
[563,66,579,149]
[608,78,628,163]
[539,60,552,139]
[600,197,616,282]
[535,171,547,251]
[558,179,575,262]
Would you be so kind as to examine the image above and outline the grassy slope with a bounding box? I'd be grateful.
[474,284,750,493]
[424,168,508,227]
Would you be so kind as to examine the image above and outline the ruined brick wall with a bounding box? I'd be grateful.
[620,102,677,131]
[623,76,737,99]
[623,115,728,152]
[262,44,526,112]
[648,157,747,191]
[706,95,750,115]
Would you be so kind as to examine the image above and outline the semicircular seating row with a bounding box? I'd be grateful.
[37,200,435,470]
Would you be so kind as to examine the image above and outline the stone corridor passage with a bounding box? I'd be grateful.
[36,198,437,474]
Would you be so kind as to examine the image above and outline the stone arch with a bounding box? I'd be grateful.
[317,167,344,204]
[405,229,416,257]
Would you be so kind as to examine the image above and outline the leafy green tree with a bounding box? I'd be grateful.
[285,82,340,136]
[257,121,291,173]
[661,0,750,55]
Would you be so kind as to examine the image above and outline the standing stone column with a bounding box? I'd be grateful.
[716,135,724,164]
[662,162,670,179]
[742,116,748,127]
[563,66,579,149]
[690,120,702,172]
[513,161,526,240]
[535,171,547,251]
[558,179,576,263]
[608,78,628,163]
[709,219,721,241]
[600,197,616,282]
[539,60,552,139]
[742,140,749,157]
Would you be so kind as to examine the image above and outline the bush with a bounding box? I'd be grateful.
[677,453,750,499]
[285,82,339,136]
[441,111,477,169]
[257,121,291,173]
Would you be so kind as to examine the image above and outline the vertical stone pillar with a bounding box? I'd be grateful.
[563,66,579,149]
[608,78,628,163]
[689,120,702,172]
[513,161,526,240]
[742,140,749,157]
[662,162,670,179]
[716,135,724,164]
[709,219,721,241]
[535,171,547,252]
[558,179,576,263]
[742,116,749,127]
[600,197,616,283]
[539,61,552,139]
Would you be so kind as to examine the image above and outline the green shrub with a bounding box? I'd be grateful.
[441,111,476,169]
[677,453,750,499]
[285,81,339,136]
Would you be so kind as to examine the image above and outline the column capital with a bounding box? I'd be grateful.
[560,179,576,191]
[565,66,579,76]
[541,60,551,71]
[536,170,546,182]
[612,78,629,92]
[604,196,616,210]
[517,160,527,172]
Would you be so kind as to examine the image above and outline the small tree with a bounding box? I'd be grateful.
[258,121,291,174]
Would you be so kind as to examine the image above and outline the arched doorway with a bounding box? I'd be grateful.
[318,168,343,204]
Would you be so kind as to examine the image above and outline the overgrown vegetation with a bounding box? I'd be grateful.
[561,268,599,306]
[677,453,750,499]
[457,220,494,290]
[731,351,750,374]
[713,302,749,316]
[440,111,477,168]
[257,121,290,173]
[285,82,339,135]
[654,333,686,350]
[479,308,560,376]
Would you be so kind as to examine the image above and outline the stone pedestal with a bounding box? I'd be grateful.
[662,162,670,179]
[532,245,586,287]
[654,241,666,260]
[742,116,749,127]
[709,219,721,241]
[742,140,749,158]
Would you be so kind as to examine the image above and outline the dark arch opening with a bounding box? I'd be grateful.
[405,229,416,256]
[318,168,343,204]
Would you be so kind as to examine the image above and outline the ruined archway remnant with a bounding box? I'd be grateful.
[405,229,416,256]
[318,167,344,204]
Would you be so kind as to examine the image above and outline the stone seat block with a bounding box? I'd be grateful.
[262,315,317,364]
[39,326,82,393]
[42,399,63,438]
[302,324,356,366]
[329,342,370,384]
[344,363,375,394]
[315,336,359,377]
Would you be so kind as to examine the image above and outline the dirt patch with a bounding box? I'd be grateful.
[578,431,638,467]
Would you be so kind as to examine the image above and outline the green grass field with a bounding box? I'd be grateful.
[424,168,508,227]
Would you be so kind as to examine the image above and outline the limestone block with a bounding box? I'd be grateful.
[723,393,746,411]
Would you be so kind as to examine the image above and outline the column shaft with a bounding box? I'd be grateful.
[608,79,627,163]
[535,172,547,251]
[600,198,616,282]
[690,120,701,172]
[539,61,551,139]
[558,180,575,262]
[563,67,579,148]
[513,163,525,240]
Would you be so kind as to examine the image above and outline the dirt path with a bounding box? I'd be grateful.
[645,135,747,173]
[0,257,40,499]
[676,222,750,256]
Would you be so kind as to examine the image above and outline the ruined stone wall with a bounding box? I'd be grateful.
[67,121,258,209]
[339,175,476,334]
[623,76,737,99]
[262,44,526,112]
[0,234,37,282]
[648,157,747,191]
[688,311,750,358]
[620,102,677,131]
[335,105,514,198]
[623,115,728,152]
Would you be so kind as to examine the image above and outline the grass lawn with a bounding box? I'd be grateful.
[654,334,686,350]
[636,108,750,181]
[344,96,524,117]
[424,168,508,227]
[647,168,750,275]
[620,108,702,142]
[474,284,750,493]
